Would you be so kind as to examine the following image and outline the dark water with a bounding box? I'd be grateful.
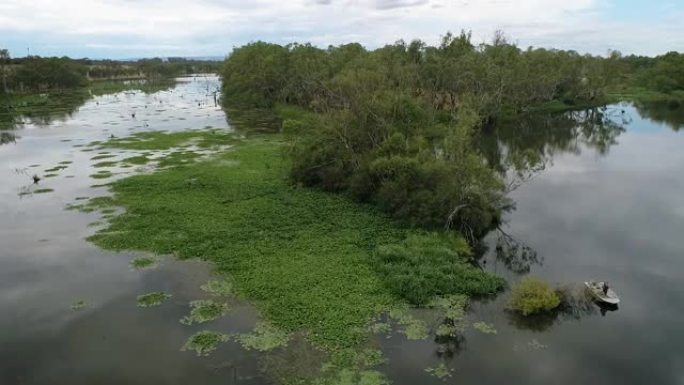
[2,78,683,384]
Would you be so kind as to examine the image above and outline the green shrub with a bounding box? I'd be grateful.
[508,277,560,316]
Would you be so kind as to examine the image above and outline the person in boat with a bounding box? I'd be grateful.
[602,282,609,295]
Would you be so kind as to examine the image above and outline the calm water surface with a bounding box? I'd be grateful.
[1,78,683,384]
[382,103,684,385]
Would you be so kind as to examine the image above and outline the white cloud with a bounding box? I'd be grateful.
[0,0,682,57]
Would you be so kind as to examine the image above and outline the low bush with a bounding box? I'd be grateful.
[508,277,560,316]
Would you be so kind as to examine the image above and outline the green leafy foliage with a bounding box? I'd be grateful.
[84,130,504,370]
[375,234,504,305]
[235,321,290,351]
[86,134,407,350]
[388,305,429,340]
[201,279,233,296]
[129,255,158,270]
[71,300,87,310]
[425,363,453,380]
[181,331,230,357]
[137,292,172,307]
[508,277,561,316]
[180,300,229,325]
[472,321,498,334]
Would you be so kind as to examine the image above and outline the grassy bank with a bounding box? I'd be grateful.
[81,129,503,373]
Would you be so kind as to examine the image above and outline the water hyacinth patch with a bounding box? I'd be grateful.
[472,321,498,334]
[425,363,453,380]
[181,331,230,357]
[235,321,289,352]
[180,299,229,325]
[200,279,233,297]
[137,291,172,307]
[129,255,158,270]
[71,300,88,310]
[388,306,429,340]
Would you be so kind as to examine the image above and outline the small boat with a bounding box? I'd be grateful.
[585,281,620,305]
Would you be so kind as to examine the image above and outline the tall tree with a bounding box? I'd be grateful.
[0,49,9,94]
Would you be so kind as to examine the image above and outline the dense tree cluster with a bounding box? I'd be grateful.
[626,52,684,93]
[221,32,622,237]
[0,51,221,93]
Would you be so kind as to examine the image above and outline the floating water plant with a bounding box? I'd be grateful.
[181,331,230,357]
[180,299,229,325]
[129,255,158,270]
[472,321,498,334]
[369,322,391,335]
[71,300,88,310]
[388,306,428,340]
[91,154,116,161]
[93,161,117,168]
[425,363,453,380]
[235,321,289,351]
[90,171,113,179]
[137,291,172,307]
[200,279,233,296]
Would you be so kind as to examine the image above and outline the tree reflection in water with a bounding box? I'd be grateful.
[634,100,684,131]
[479,106,628,182]
[476,106,631,275]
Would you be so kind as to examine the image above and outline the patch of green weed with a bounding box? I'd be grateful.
[71,300,87,310]
[137,291,172,307]
[90,171,113,179]
[93,161,117,168]
[201,279,233,296]
[472,321,497,334]
[180,299,229,325]
[181,331,230,357]
[425,363,453,380]
[235,321,290,351]
[129,255,158,270]
[91,154,116,161]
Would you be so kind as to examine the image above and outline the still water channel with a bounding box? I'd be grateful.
[1,77,682,384]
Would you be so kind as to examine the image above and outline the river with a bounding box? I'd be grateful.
[1,77,682,384]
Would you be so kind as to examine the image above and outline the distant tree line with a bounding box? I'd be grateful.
[221,31,679,238]
[0,51,221,93]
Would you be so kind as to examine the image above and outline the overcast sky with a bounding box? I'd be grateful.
[1,0,682,59]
